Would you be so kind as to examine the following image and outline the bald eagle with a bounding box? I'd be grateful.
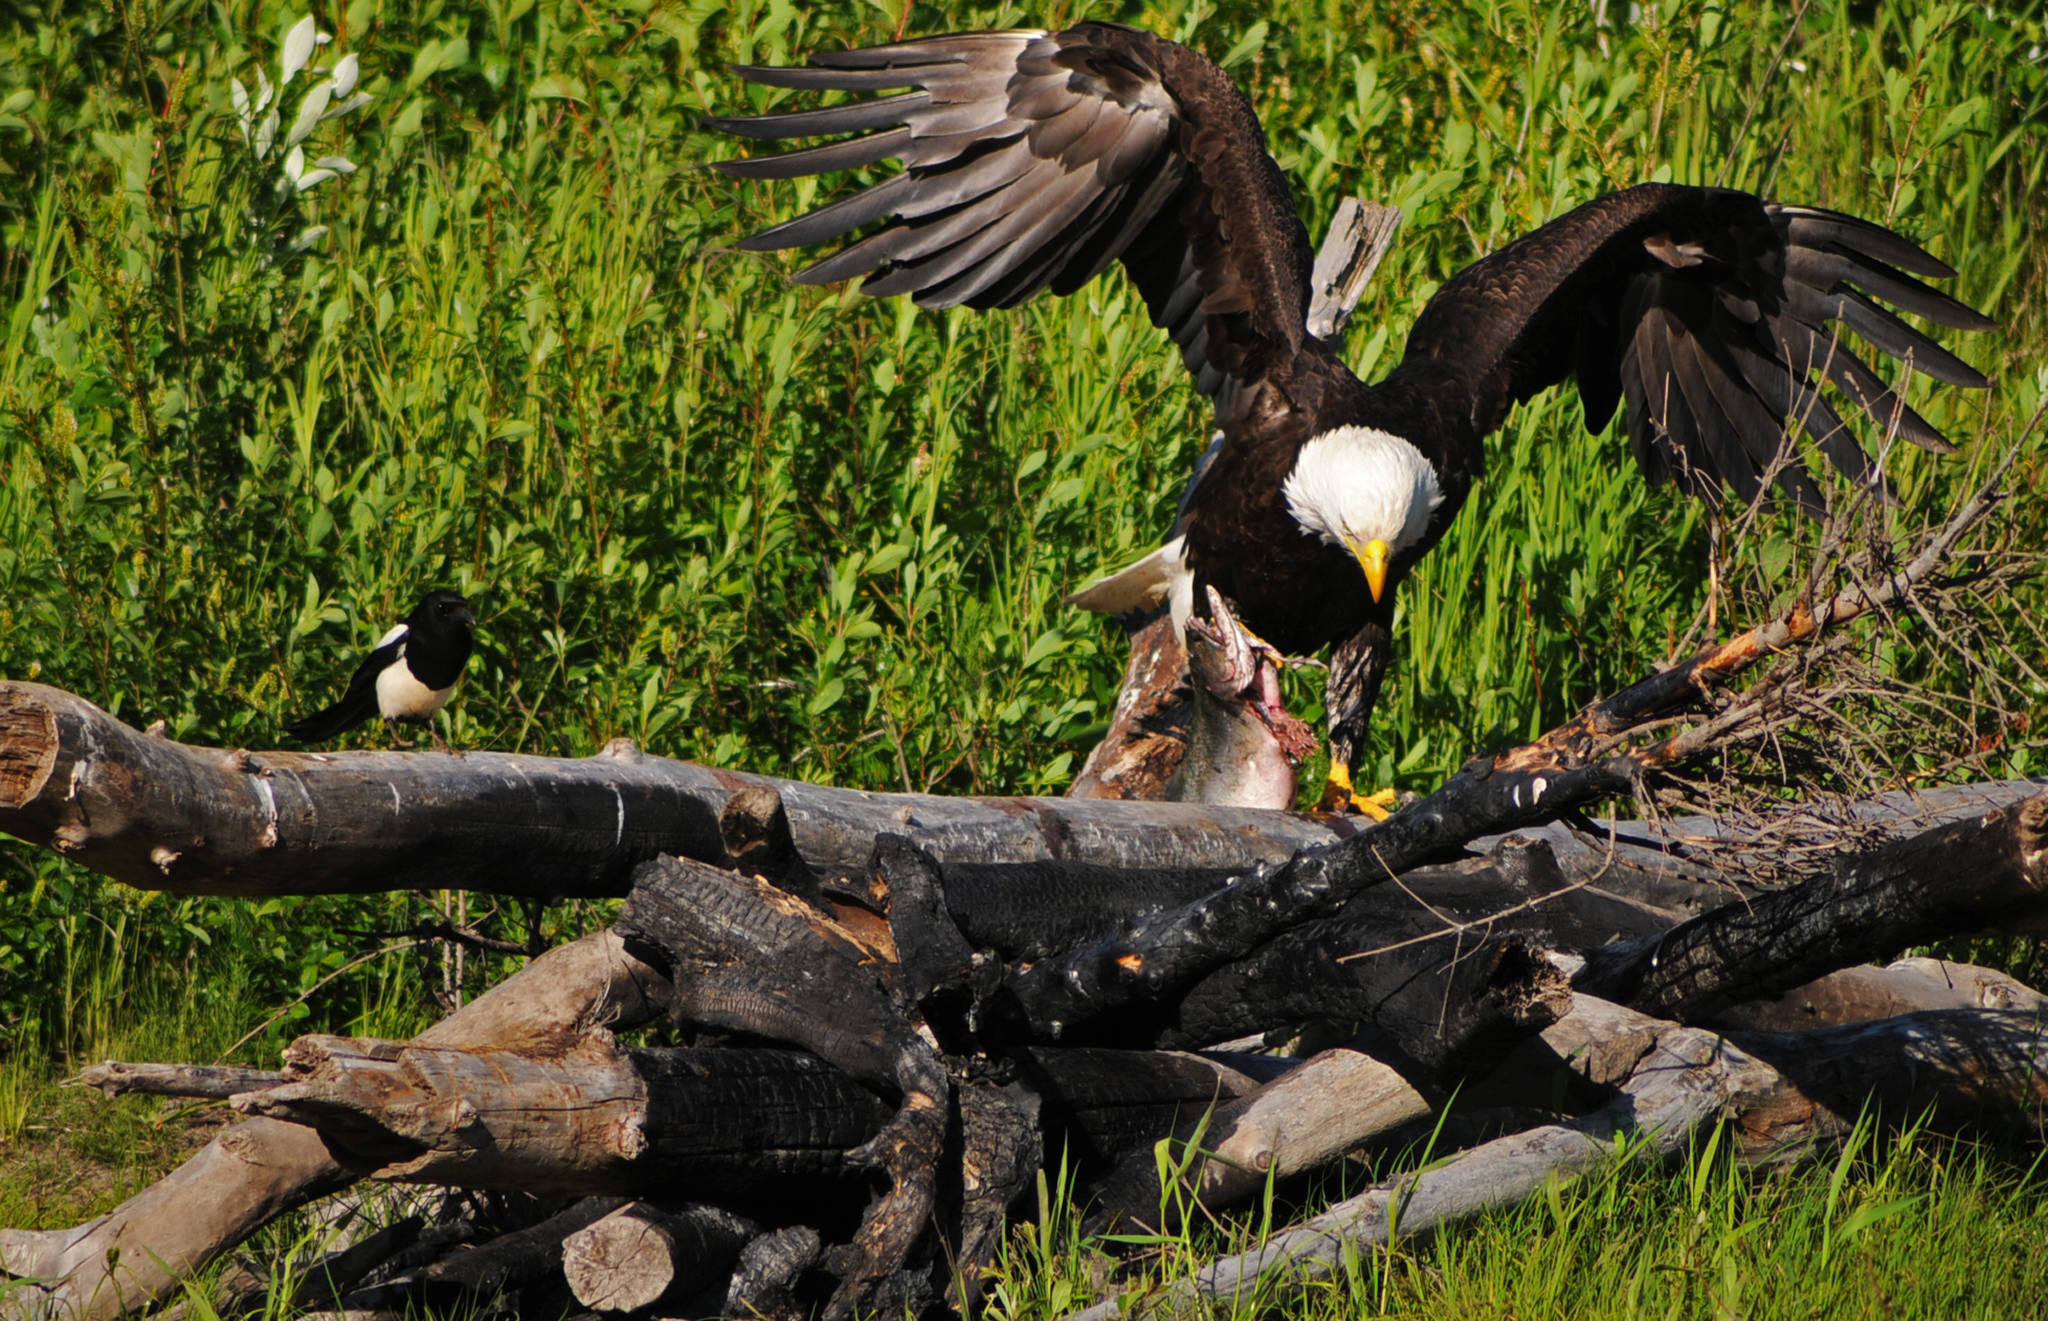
[710,22,1993,810]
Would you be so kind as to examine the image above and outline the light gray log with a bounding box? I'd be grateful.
[1065,998,1777,1321]
[1085,1038,1430,1235]
[1712,956,2048,1032]
[73,1061,285,1100]
[1305,198,1405,341]
[7,681,2038,908]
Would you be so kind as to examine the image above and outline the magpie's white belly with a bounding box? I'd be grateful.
[376,661,451,721]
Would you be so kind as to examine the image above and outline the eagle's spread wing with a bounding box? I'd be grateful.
[1396,184,1993,508]
[711,22,1319,404]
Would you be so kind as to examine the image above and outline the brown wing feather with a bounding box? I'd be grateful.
[710,22,1317,403]
[1392,184,1992,508]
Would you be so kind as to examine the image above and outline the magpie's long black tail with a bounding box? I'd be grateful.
[285,692,376,742]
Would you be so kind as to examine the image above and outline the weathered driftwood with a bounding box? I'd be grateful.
[560,1202,758,1314]
[1578,793,2048,1018]
[72,1061,284,1100]
[0,682,1345,900]
[1069,995,2048,1321]
[0,930,665,1321]
[1084,1038,1430,1236]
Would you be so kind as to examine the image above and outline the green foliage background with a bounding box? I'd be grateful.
[1,0,2044,1276]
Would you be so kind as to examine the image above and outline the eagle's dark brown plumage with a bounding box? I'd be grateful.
[711,22,1993,808]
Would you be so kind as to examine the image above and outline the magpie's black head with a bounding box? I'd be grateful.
[408,589,477,640]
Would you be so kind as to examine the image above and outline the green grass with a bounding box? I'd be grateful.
[981,1120,2048,1321]
[3,0,2046,1312]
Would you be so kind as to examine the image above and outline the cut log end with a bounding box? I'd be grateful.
[0,684,58,809]
[2018,793,2048,859]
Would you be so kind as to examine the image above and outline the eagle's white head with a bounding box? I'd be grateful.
[1281,425,1444,602]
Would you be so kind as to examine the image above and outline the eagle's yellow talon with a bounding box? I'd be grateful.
[1351,786,1399,821]
[1317,763,1397,819]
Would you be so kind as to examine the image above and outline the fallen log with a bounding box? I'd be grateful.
[1082,1038,1430,1236]
[6,669,2035,935]
[0,682,1346,899]
[235,1035,891,1198]
[1711,956,2048,1032]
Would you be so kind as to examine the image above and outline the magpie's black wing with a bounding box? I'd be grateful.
[285,626,406,742]
[711,22,1319,405]
[1392,184,1993,510]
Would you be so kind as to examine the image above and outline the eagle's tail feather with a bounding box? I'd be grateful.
[1064,536,1190,623]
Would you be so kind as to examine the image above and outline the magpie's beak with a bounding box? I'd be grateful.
[1346,537,1392,603]
[455,606,477,629]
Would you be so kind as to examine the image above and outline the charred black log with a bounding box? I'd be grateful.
[719,782,828,908]
[725,1226,825,1321]
[347,1196,627,1316]
[616,855,950,1319]
[1579,794,2048,1019]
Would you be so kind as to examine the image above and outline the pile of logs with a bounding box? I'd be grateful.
[2,549,2045,1320]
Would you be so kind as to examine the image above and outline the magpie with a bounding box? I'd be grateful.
[286,590,476,750]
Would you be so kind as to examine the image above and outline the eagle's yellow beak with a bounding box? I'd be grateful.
[1348,537,1391,603]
